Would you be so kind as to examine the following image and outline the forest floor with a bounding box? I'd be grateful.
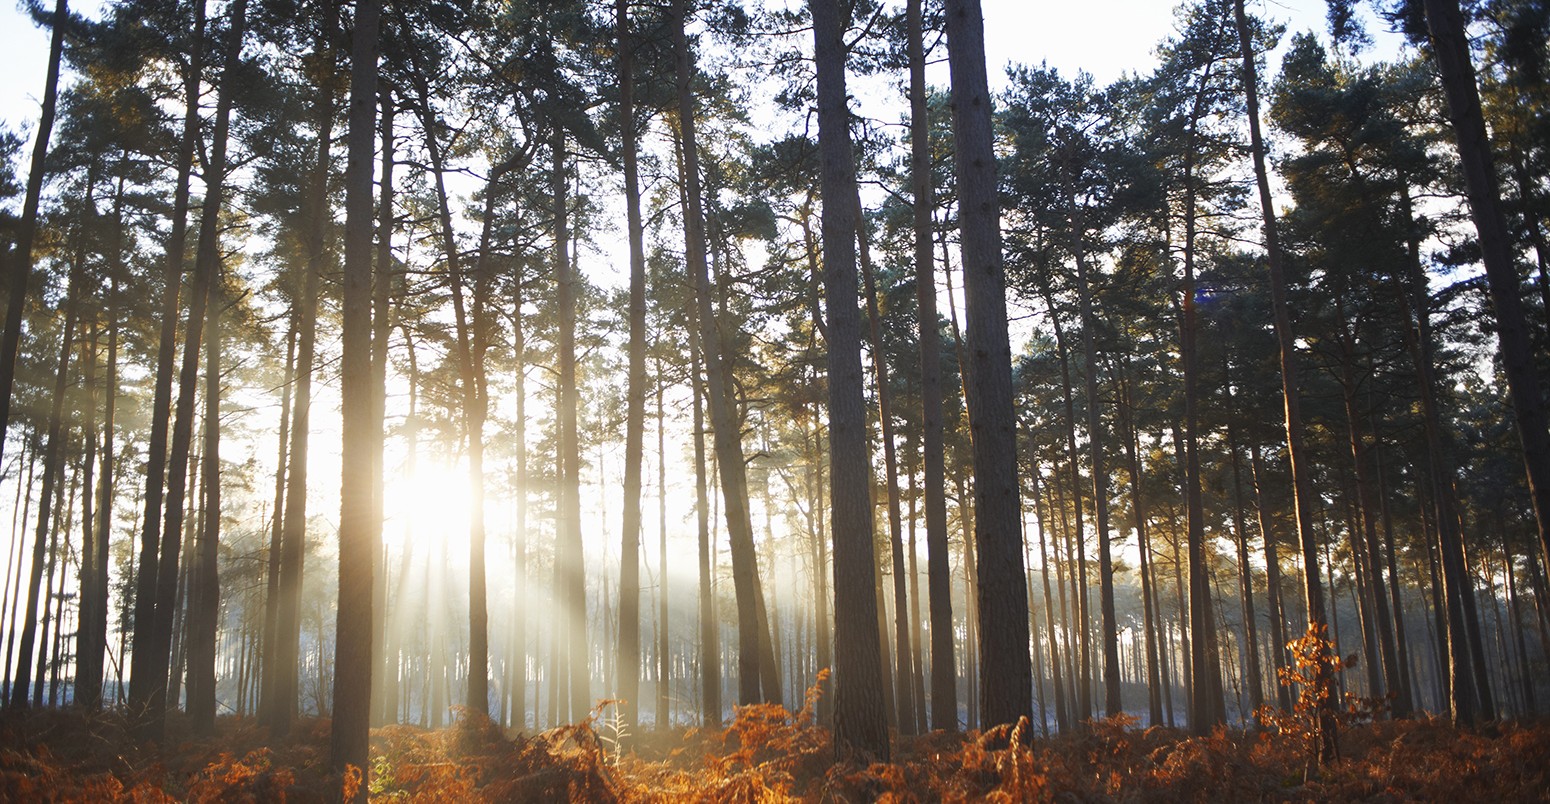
[2,699,1548,802]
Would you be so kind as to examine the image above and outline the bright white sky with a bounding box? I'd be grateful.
[0,0,1401,144]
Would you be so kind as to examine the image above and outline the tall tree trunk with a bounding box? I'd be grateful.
[615,0,648,734]
[673,0,772,708]
[854,188,916,734]
[7,260,81,710]
[1119,364,1163,726]
[657,364,670,728]
[812,0,890,760]
[1224,419,1264,714]
[76,267,116,711]
[0,0,68,471]
[369,87,396,729]
[944,0,1034,730]
[1032,470,1070,732]
[1041,285,1091,722]
[186,262,222,736]
[1422,0,1550,575]
[1065,197,1121,717]
[552,131,590,722]
[332,0,380,783]
[269,16,334,735]
[261,319,295,726]
[130,0,205,729]
[1232,0,1326,748]
[907,0,957,732]
[1396,185,1491,722]
[689,318,721,726]
[140,0,245,739]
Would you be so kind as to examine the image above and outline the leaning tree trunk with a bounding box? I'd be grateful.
[0,0,68,472]
[672,0,774,708]
[1422,0,1550,581]
[129,0,204,729]
[1232,0,1331,748]
[943,0,1032,732]
[7,257,82,710]
[139,0,245,740]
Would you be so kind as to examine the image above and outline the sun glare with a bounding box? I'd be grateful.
[383,462,473,551]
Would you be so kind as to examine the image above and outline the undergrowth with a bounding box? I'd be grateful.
[2,687,1547,802]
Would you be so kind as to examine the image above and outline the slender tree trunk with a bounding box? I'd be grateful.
[261,320,295,726]
[332,0,380,782]
[9,265,80,710]
[141,0,245,739]
[551,131,590,722]
[908,0,957,732]
[615,0,648,734]
[129,0,205,728]
[1232,0,1326,750]
[657,365,670,729]
[0,0,68,470]
[689,318,721,726]
[1065,203,1120,717]
[369,88,396,729]
[185,264,222,736]
[1119,365,1163,726]
[269,34,333,735]
[1423,0,1550,574]
[673,0,772,708]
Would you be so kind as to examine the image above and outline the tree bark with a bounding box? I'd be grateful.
[907,0,957,732]
[0,0,68,471]
[673,0,772,708]
[615,0,648,734]
[332,0,380,782]
[1422,0,1550,579]
[130,0,204,730]
[943,0,1033,733]
[811,0,890,760]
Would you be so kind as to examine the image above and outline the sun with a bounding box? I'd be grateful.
[382,460,473,551]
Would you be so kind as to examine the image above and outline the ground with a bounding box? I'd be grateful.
[1,700,1547,801]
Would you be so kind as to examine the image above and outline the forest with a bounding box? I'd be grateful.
[1,0,1549,799]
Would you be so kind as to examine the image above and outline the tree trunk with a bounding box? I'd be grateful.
[615,0,648,734]
[7,258,81,710]
[1422,0,1550,577]
[261,318,295,726]
[689,317,721,726]
[268,24,333,735]
[552,131,590,722]
[0,0,68,471]
[332,0,380,782]
[1065,197,1121,717]
[907,0,957,733]
[673,0,772,708]
[140,0,245,740]
[937,0,1036,712]
[369,88,396,729]
[130,0,205,730]
[185,261,222,736]
[1233,0,1332,752]
[812,0,891,760]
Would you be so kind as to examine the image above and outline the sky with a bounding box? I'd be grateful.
[0,0,1403,143]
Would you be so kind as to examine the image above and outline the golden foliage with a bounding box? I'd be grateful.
[2,687,1549,802]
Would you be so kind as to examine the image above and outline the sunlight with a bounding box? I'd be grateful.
[383,460,473,552]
